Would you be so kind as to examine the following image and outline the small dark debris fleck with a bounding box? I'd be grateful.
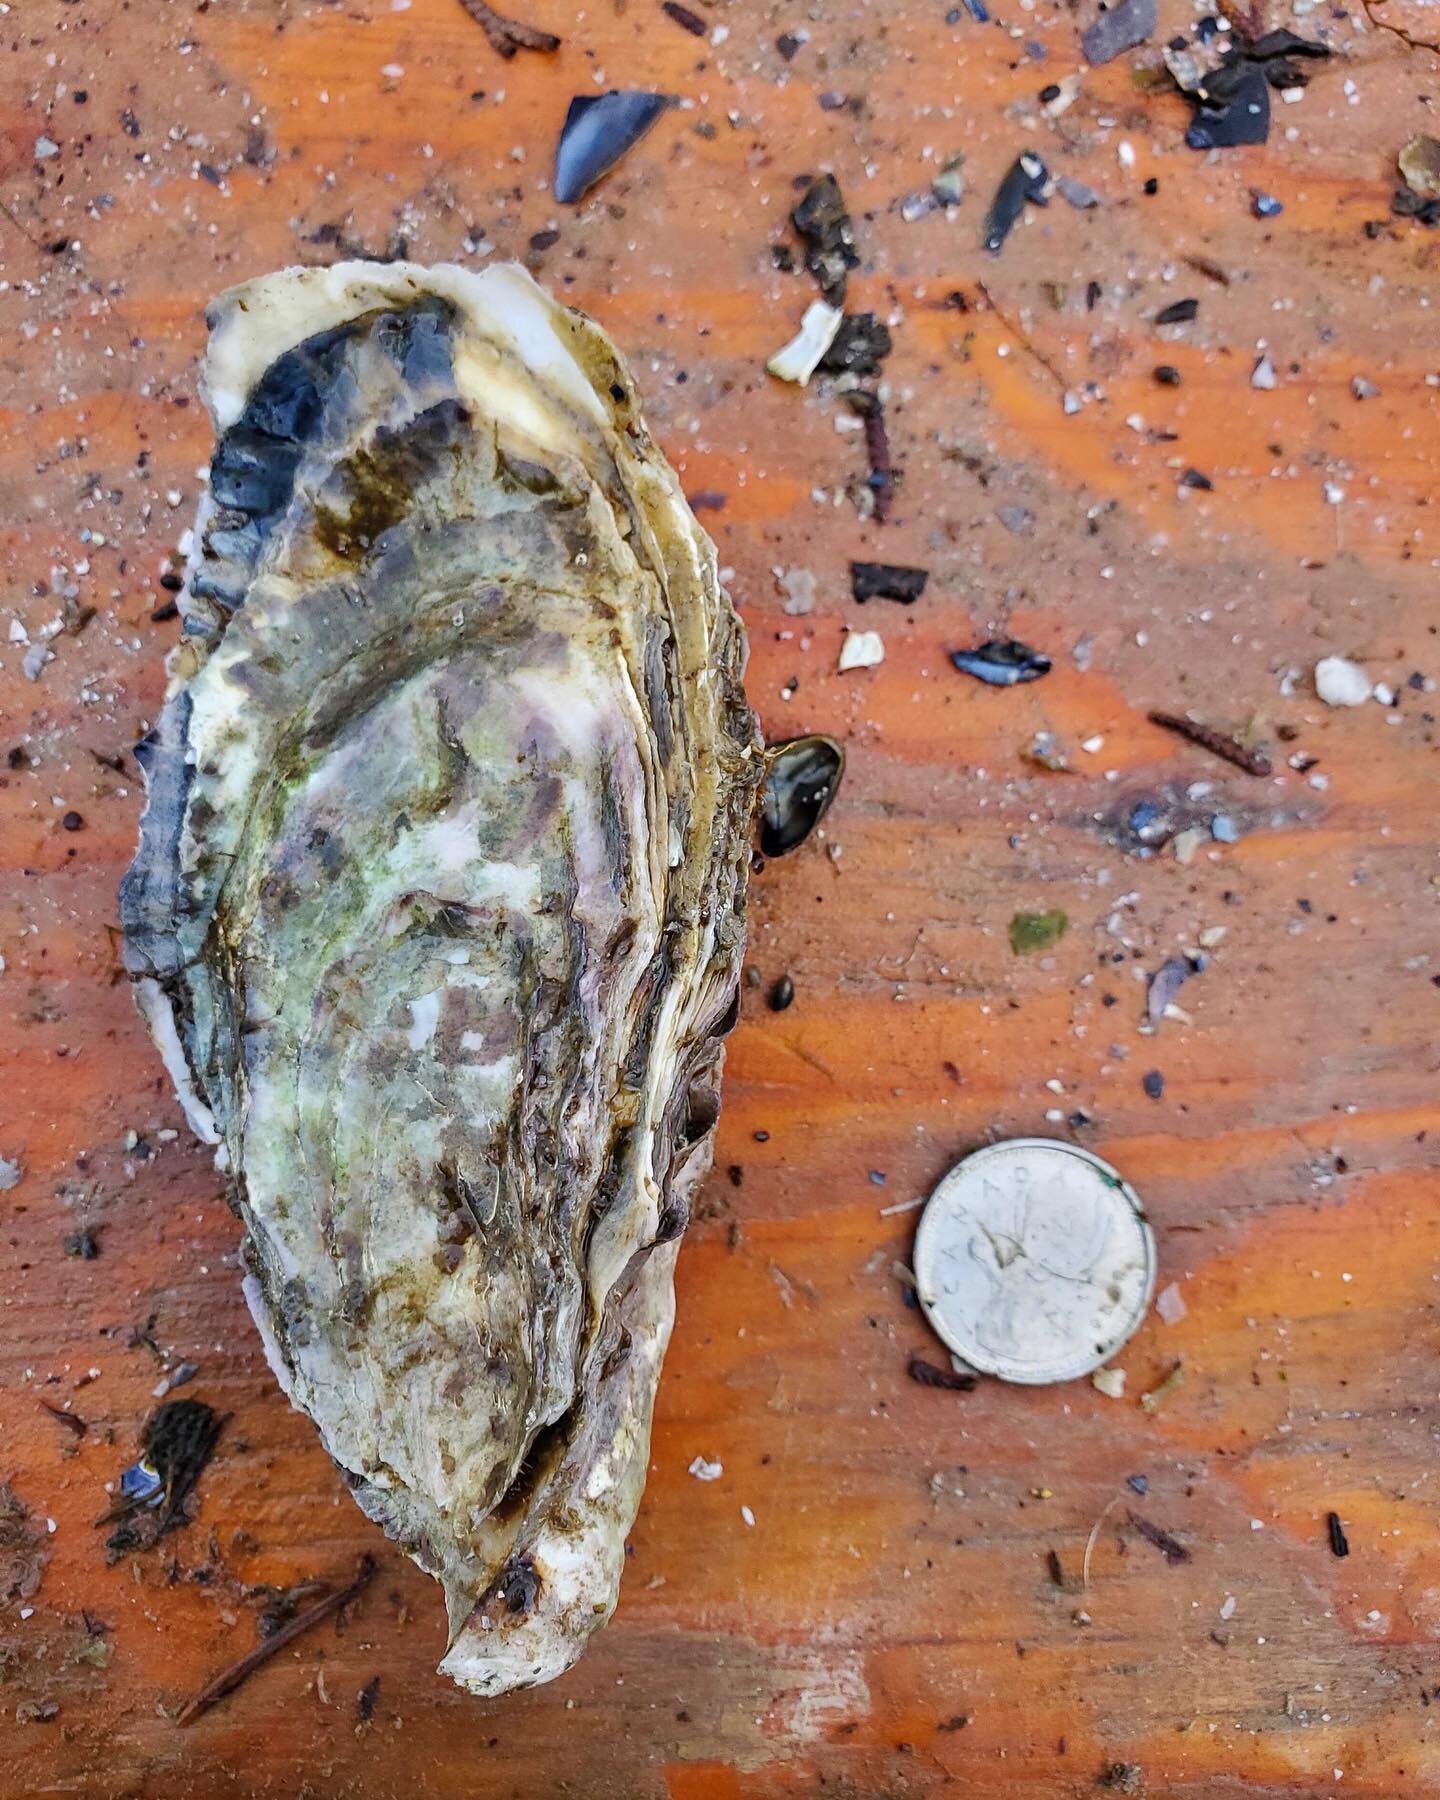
[938,1714,970,1732]
[1128,1511,1189,1563]
[63,1229,100,1259]
[908,1355,978,1392]
[528,228,560,252]
[121,109,141,137]
[768,974,795,1012]
[1046,1548,1065,1587]
[1179,468,1213,490]
[1154,364,1181,386]
[661,0,706,32]
[1142,1070,1164,1100]
[198,163,223,187]
[1098,1765,1143,1795]
[1327,1511,1349,1558]
[850,561,928,605]
[776,31,804,59]
[1127,1473,1149,1495]
[1155,298,1199,325]
[357,1675,381,1721]
[61,811,84,833]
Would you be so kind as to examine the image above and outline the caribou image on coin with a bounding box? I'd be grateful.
[913,1139,1156,1385]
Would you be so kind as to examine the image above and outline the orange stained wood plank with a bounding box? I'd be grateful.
[2,0,1439,1794]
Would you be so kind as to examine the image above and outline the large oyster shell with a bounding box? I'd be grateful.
[119,261,761,1694]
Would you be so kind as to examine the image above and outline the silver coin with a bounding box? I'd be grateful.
[913,1138,1156,1385]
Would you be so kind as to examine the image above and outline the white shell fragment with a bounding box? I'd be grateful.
[837,629,885,671]
[766,300,844,385]
[119,261,761,1697]
[1314,655,1372,707]
[913,1139,1156,1385]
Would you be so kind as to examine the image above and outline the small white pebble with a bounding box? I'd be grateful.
[1092,1367,1126,1399]
[689,1455,723,1482]
[1220,1594,1237,1620]
[741,1505,756,1527]
[838,629,885,672]
[1080,734,1104,753]
[1315,656,1372,707]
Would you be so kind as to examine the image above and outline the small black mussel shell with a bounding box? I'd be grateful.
[760,735,845,857]
[950,638,1052,686]
[554,91,671,205]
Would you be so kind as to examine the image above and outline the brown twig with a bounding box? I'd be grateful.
[176,1555,377,1726]
[1147,710,1272,777]
[38,1399,86,1437]
[455,0,560,56]
[1360,0,1440,54]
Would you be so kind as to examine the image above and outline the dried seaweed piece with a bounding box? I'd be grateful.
[850,561,928,604]
[1009,910,1069,954]
[456,0,559,57]
[98,1400,227,1557]
[951,638,1051,686]
[0,1485,48,1606]
[554,91,671,204]
[761,735,844,856]
[983,152,1049,254]
[817,312,893,377]
[119,261,762,1696]
[1081,0,1156,66]
[791,174,861,304]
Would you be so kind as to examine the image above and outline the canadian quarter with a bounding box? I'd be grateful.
[913,1138,1156,1385]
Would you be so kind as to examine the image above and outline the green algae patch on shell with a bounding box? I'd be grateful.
[119,261,762,1696]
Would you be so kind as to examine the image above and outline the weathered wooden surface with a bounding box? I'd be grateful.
[2,0,1439,1793]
